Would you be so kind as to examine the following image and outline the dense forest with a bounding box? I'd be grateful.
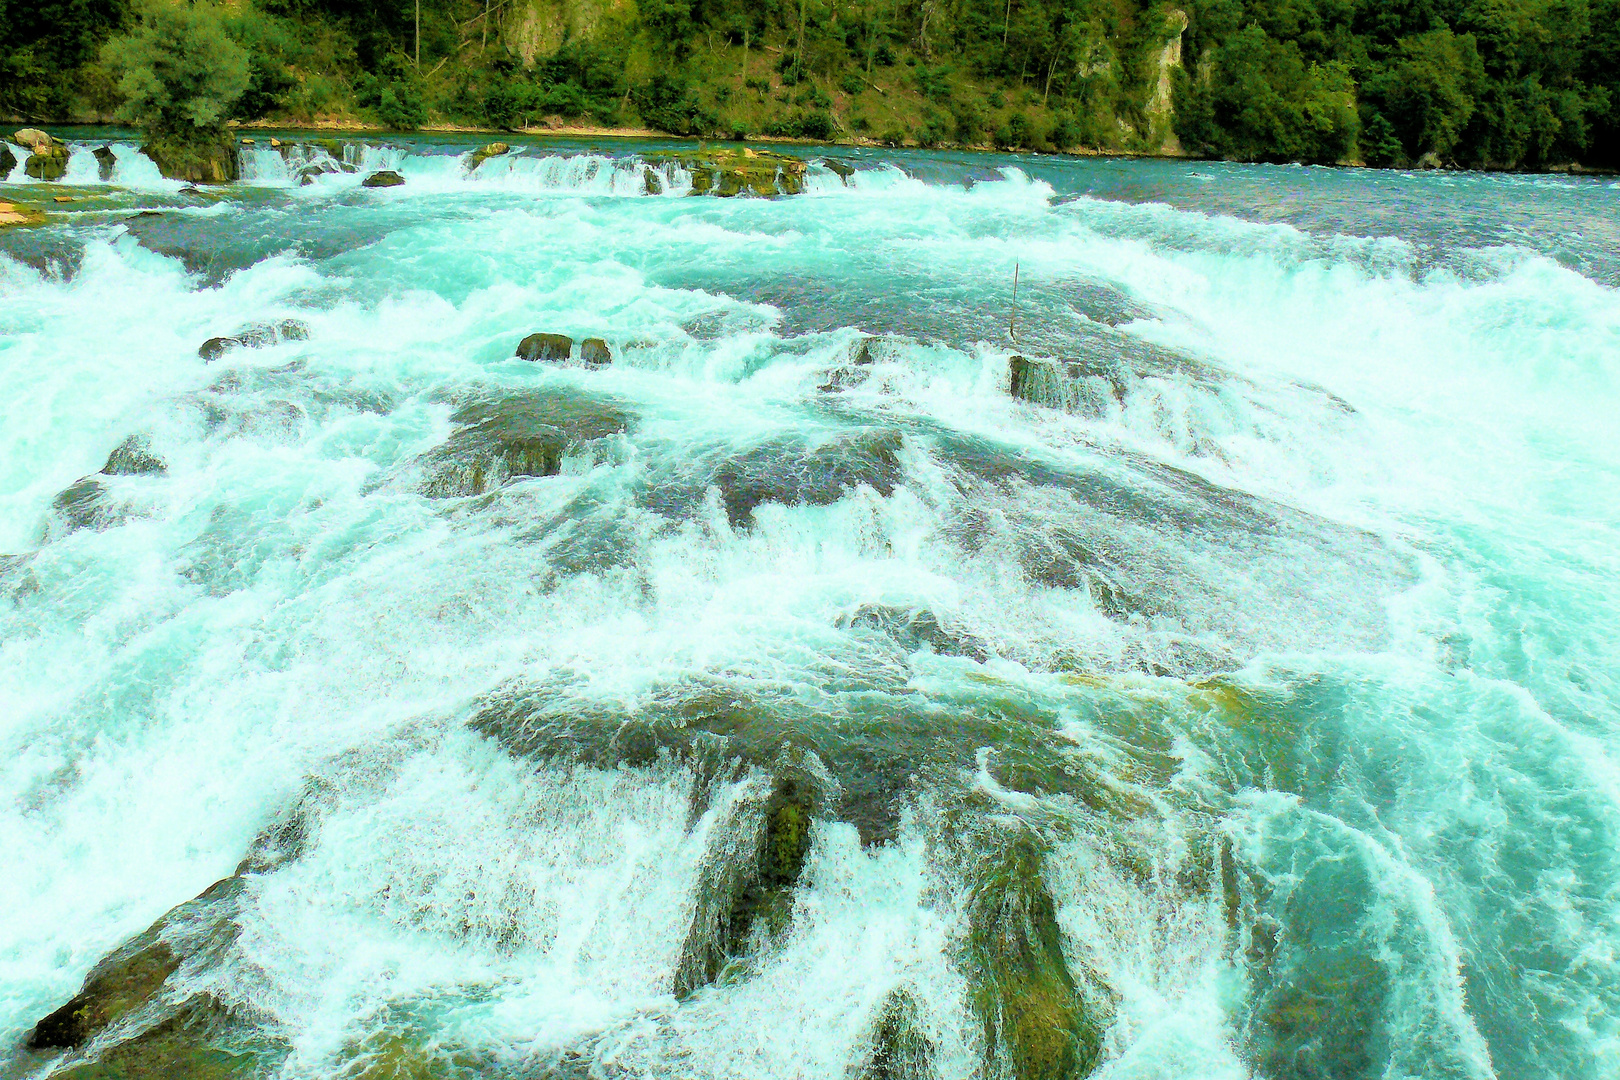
[1,0,1616,170]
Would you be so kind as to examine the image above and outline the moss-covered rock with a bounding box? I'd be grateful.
[515,332,572,362]
[960,828,1108,1080]
[649,148,808,197]
[27,876,245,1053]
[579,337,612,367]
[50,1000,272,1080]
[144,132,240,184]
[673,771,819,997]
[852,986,938,1080]
[361,170,406,188]
[466,142,510,171]
[24,141,70,181]
[419,389,635,498]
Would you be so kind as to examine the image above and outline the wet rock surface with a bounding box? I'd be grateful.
[419,389,635,498]
[647,148,809,197]
[516,332,572,362]
[360,169,405,187]
[853,986,939,1080]
[92,145,117,182]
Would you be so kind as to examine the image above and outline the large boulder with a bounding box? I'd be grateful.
[144,131,240,184]
[580,337,612,367]
[360,169,405,187]
[19,130,69,182]
[515,332,572,363]
[93,145,117,181]
[0,144,16,180]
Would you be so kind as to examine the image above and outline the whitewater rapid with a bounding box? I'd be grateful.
[2,134,1617,1080]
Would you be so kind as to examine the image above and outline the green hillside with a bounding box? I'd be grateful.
[2,0,1617,170]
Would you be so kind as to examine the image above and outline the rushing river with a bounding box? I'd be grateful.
[2,132,1618,1080]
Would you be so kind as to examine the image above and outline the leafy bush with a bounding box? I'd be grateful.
[102,0,250,137]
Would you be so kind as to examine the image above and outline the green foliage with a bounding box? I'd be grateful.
[0,0,130,119]
[102,0,250,137]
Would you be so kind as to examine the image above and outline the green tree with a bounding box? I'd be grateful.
[102,0,251,180]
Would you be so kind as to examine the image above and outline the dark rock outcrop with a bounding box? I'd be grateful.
[198,337,240,362]
[93,145,117,182]
[839,604,989,663]
[419,390,635,498]
[580,337,612,367]
[102,435,166,477]
[50,478,117,535]
[361,170,405,187]
[516,333,572,363]
[198,320,309,361]
[26,876,244,1052]
[643,166,665,195]
[2,143,19,180]
[711,429,903,527]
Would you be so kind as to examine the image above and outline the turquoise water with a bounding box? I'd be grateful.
[2,132,1618,1079]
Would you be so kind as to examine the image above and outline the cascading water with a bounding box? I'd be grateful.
[2,133,1618,1080]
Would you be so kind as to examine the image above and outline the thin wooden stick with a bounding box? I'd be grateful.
[1008,261,1020,343]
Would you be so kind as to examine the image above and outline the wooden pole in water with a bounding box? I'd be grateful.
[1009,261,1020,343]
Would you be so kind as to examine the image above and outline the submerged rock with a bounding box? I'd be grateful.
[198,320,309,361]
[361,169,405,187]
[0,199,47,228]
[710,429,904,527]
[419,389,635,498]
[102,434,166,477]
[853,986,939,1080]
[960,827,1108,1080]
[840,604,989,663]
[93,145,117,181]
[673,771,818,997]
[516,332,572,363]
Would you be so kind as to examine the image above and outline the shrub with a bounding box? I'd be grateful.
[101,0,250,138]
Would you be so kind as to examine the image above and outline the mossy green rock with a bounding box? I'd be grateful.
[466,142,510,171]
[25,145,70,181]
[515,332,572,362]
[650,148,808,197]
[962,829,1106,1080]
[144,132,240,184]
[51,1001,269,1080]
[854,985,938,1080]
[673,772,817,997]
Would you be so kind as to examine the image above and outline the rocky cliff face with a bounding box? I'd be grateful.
[501,0,636,66]
[1144,10,1188,155]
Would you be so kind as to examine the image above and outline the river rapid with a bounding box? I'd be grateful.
[2,132,1618,1080]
